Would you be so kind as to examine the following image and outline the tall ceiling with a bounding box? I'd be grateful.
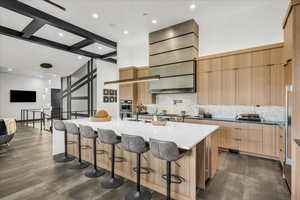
[0,0,289,77]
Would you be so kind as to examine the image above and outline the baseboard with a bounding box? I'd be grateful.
[219,148,280,161]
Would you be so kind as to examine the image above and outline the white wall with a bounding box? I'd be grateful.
[0,73,60,120]
[96,60,119,119]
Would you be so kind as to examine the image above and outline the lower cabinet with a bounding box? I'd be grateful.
[184,119,283,160]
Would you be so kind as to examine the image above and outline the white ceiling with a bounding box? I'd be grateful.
[0,0,289,77]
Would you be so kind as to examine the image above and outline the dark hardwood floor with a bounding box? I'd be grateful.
[0,125,290,200]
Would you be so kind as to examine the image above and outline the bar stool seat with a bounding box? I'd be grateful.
[150,138,184,200]
[53,120,75,163]
[98,129,124,189]
[122,134,152,200]
[79,125,105,178]
[65,122,89,169]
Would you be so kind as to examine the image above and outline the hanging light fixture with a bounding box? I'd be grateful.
[104,75,160,85]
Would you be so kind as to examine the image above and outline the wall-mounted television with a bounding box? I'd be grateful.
[10,90,36,103]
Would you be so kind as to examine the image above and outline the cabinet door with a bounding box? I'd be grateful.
[209,71,222,105]
[285,61,292,85]
[120,85,133,100]
[198,60,210,72]
[251,66,271,105]
[221,69,236,105]
[283,11,294,63]
[236,68,252,105]
[237,53,252,68]
[277,126,285,165]
[270,65,284,106]
[197,72,209,104]
[262,125,278,157]
[270,47,283,65]
[252,50,271,67]
[246,124,263,154]
[222,55,238,70]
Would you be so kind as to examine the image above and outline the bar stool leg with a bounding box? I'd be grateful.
[69,134,89,169]
[85,138,105,178]
[125,153,152,200]
[166,161,171,200]
[55,130,75,163]
[101,144,124,189]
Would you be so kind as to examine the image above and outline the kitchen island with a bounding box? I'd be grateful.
[52,119,220,200]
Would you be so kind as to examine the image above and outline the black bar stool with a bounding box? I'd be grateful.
[97,128,124,189]
[79,125,105,178]
[121,134,152,200]
[65,122,89,169]
[149,138,185,200]
[53,120,75,163]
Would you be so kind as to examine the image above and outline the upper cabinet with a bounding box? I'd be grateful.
[119,67,137,101]
[136,68,156,105]
[119,67,156,107]
[197,44,284,106]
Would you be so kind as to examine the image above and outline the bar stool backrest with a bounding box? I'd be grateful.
[149,138,180,162]
[97,129,119,145]
[53,120,65,131]
[65,122,79,135]
[79,125,97,139]
[121,134,148,154]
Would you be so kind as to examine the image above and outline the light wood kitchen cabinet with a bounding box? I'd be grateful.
[283,9,294,63]
[221,69,236,105]
[252,50,271,67]
[209,71,222,105]
[198,58,221,72]
[136,68,156,105]
[277,126,285,165]
[119,67,137,101]
[285,61,292,85]
[236,68,252,105]
[262,125,279,157]
[222,55,237,70]
[197,72,209,104]
[184,119,282,160]
[270,65,285,106]
[270,47,283,65]
[245,124,263,154]
[237,53,252,68]
[197,43,284,106]
[251,66,271,105]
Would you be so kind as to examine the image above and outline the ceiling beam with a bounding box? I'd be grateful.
[103,58,117,64]
[101,51,117,59]
[0,0,117,49]
[21,19,45,38]
[0,25,117,64]
[70,39,94,51]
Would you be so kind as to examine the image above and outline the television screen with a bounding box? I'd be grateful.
[10,90,36,102]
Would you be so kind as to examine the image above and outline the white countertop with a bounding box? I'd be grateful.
[61,118,219,150]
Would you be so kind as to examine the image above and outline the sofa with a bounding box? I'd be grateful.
[0,119,16,146]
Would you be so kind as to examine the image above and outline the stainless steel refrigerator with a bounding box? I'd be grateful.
[284,85,292,189]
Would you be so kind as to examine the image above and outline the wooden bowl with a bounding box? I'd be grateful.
[152,121,167,126]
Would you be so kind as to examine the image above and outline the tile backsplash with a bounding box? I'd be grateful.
[145,93,284,122]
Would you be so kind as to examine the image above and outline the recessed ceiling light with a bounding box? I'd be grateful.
[152,19,157,24]
[92,13,99,19]
[190,4,196,9]
[97,46,102,50]
[123,30,129,35]
[78,55,82,60]
[8,68,12,72]
[58,32,64,37]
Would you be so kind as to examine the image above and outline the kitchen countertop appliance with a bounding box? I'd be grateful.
[120,99,133,119]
